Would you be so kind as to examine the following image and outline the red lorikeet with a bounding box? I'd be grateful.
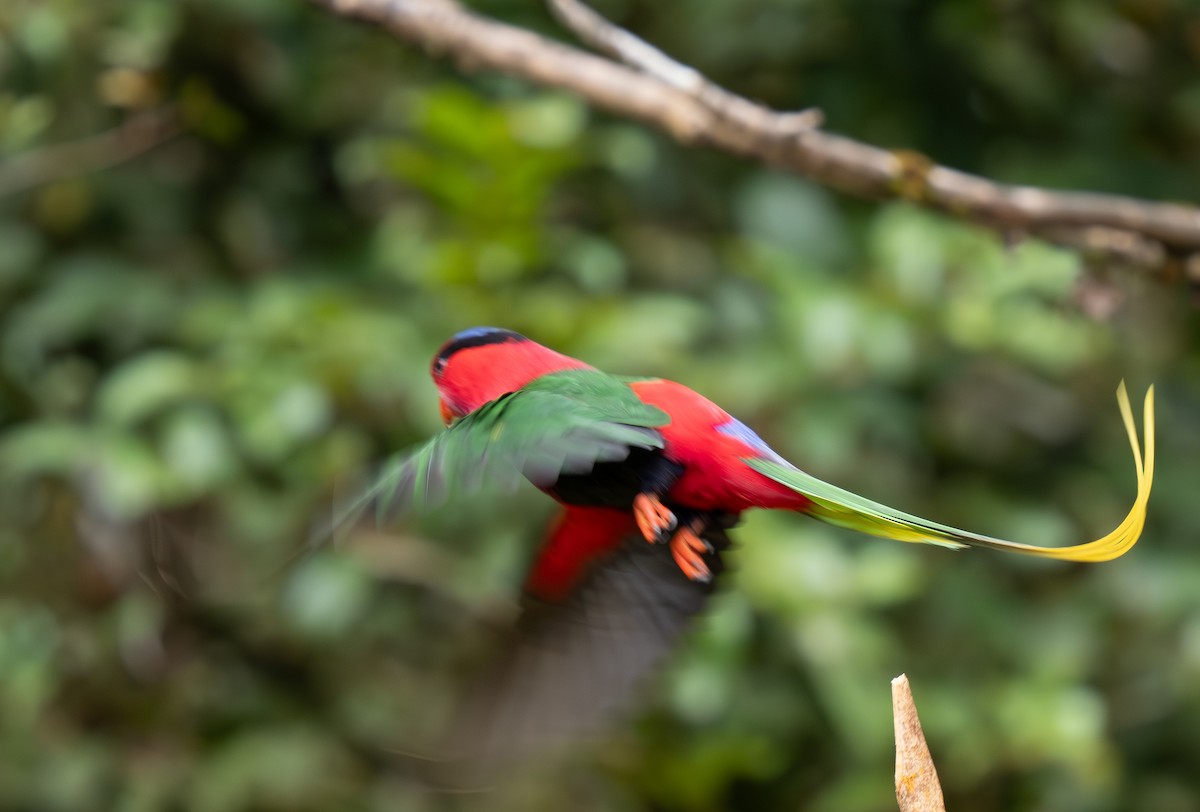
[340,327,1154,776]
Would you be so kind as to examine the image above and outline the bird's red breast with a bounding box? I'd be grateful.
[524,506,637,602]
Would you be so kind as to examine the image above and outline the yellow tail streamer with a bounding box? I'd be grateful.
[969,381,1155,562]
[747,381,1156,562]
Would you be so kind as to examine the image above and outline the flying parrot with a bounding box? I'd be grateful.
[338,327,1155,775]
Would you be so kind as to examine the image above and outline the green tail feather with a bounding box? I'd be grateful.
[745,382,1155,562]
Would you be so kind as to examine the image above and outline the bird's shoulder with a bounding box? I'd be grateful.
[625,377,731,423]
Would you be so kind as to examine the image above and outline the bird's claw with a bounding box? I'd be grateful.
[669,524,713,583]
[633,493,677,545]
[634,494,712,582]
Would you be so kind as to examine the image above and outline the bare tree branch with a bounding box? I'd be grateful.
[312,0,1200,276]
[0,107,181,198]
[546,0,822,138]
[892,674,946,812]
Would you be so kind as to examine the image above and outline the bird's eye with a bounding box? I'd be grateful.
[432,356,448,376]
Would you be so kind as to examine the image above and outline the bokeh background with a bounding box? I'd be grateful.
[1,0,1198,809]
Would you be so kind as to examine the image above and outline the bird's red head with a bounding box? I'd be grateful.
[431,327,592,425]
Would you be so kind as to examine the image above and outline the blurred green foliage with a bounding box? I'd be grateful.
[1,0,1199,809]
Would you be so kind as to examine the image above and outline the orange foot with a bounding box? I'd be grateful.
[633,493,676,544]
[670,523,713,583]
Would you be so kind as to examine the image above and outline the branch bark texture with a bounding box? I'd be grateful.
[313,0,1200,276]
[892,673,946,812]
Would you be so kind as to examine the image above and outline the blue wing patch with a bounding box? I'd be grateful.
[716,419,792,467]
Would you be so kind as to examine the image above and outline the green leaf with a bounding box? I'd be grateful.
[96,352,201,425]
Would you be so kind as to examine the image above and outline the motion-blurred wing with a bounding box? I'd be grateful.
[330,372,670,535]
[430,521,731,787]
[746,382,1155,562]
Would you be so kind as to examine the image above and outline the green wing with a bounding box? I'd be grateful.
[746,382,1155,562]
[330,370,670,535]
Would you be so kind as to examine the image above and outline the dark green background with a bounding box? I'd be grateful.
[1,0,1197,809]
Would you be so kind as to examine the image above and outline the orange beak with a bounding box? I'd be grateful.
[439,397,457,427]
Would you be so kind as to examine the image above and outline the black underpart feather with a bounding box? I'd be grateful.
[550,447,683,509]
[434,327,526,369]
[550,447,736,554]
[550,449,738,538]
